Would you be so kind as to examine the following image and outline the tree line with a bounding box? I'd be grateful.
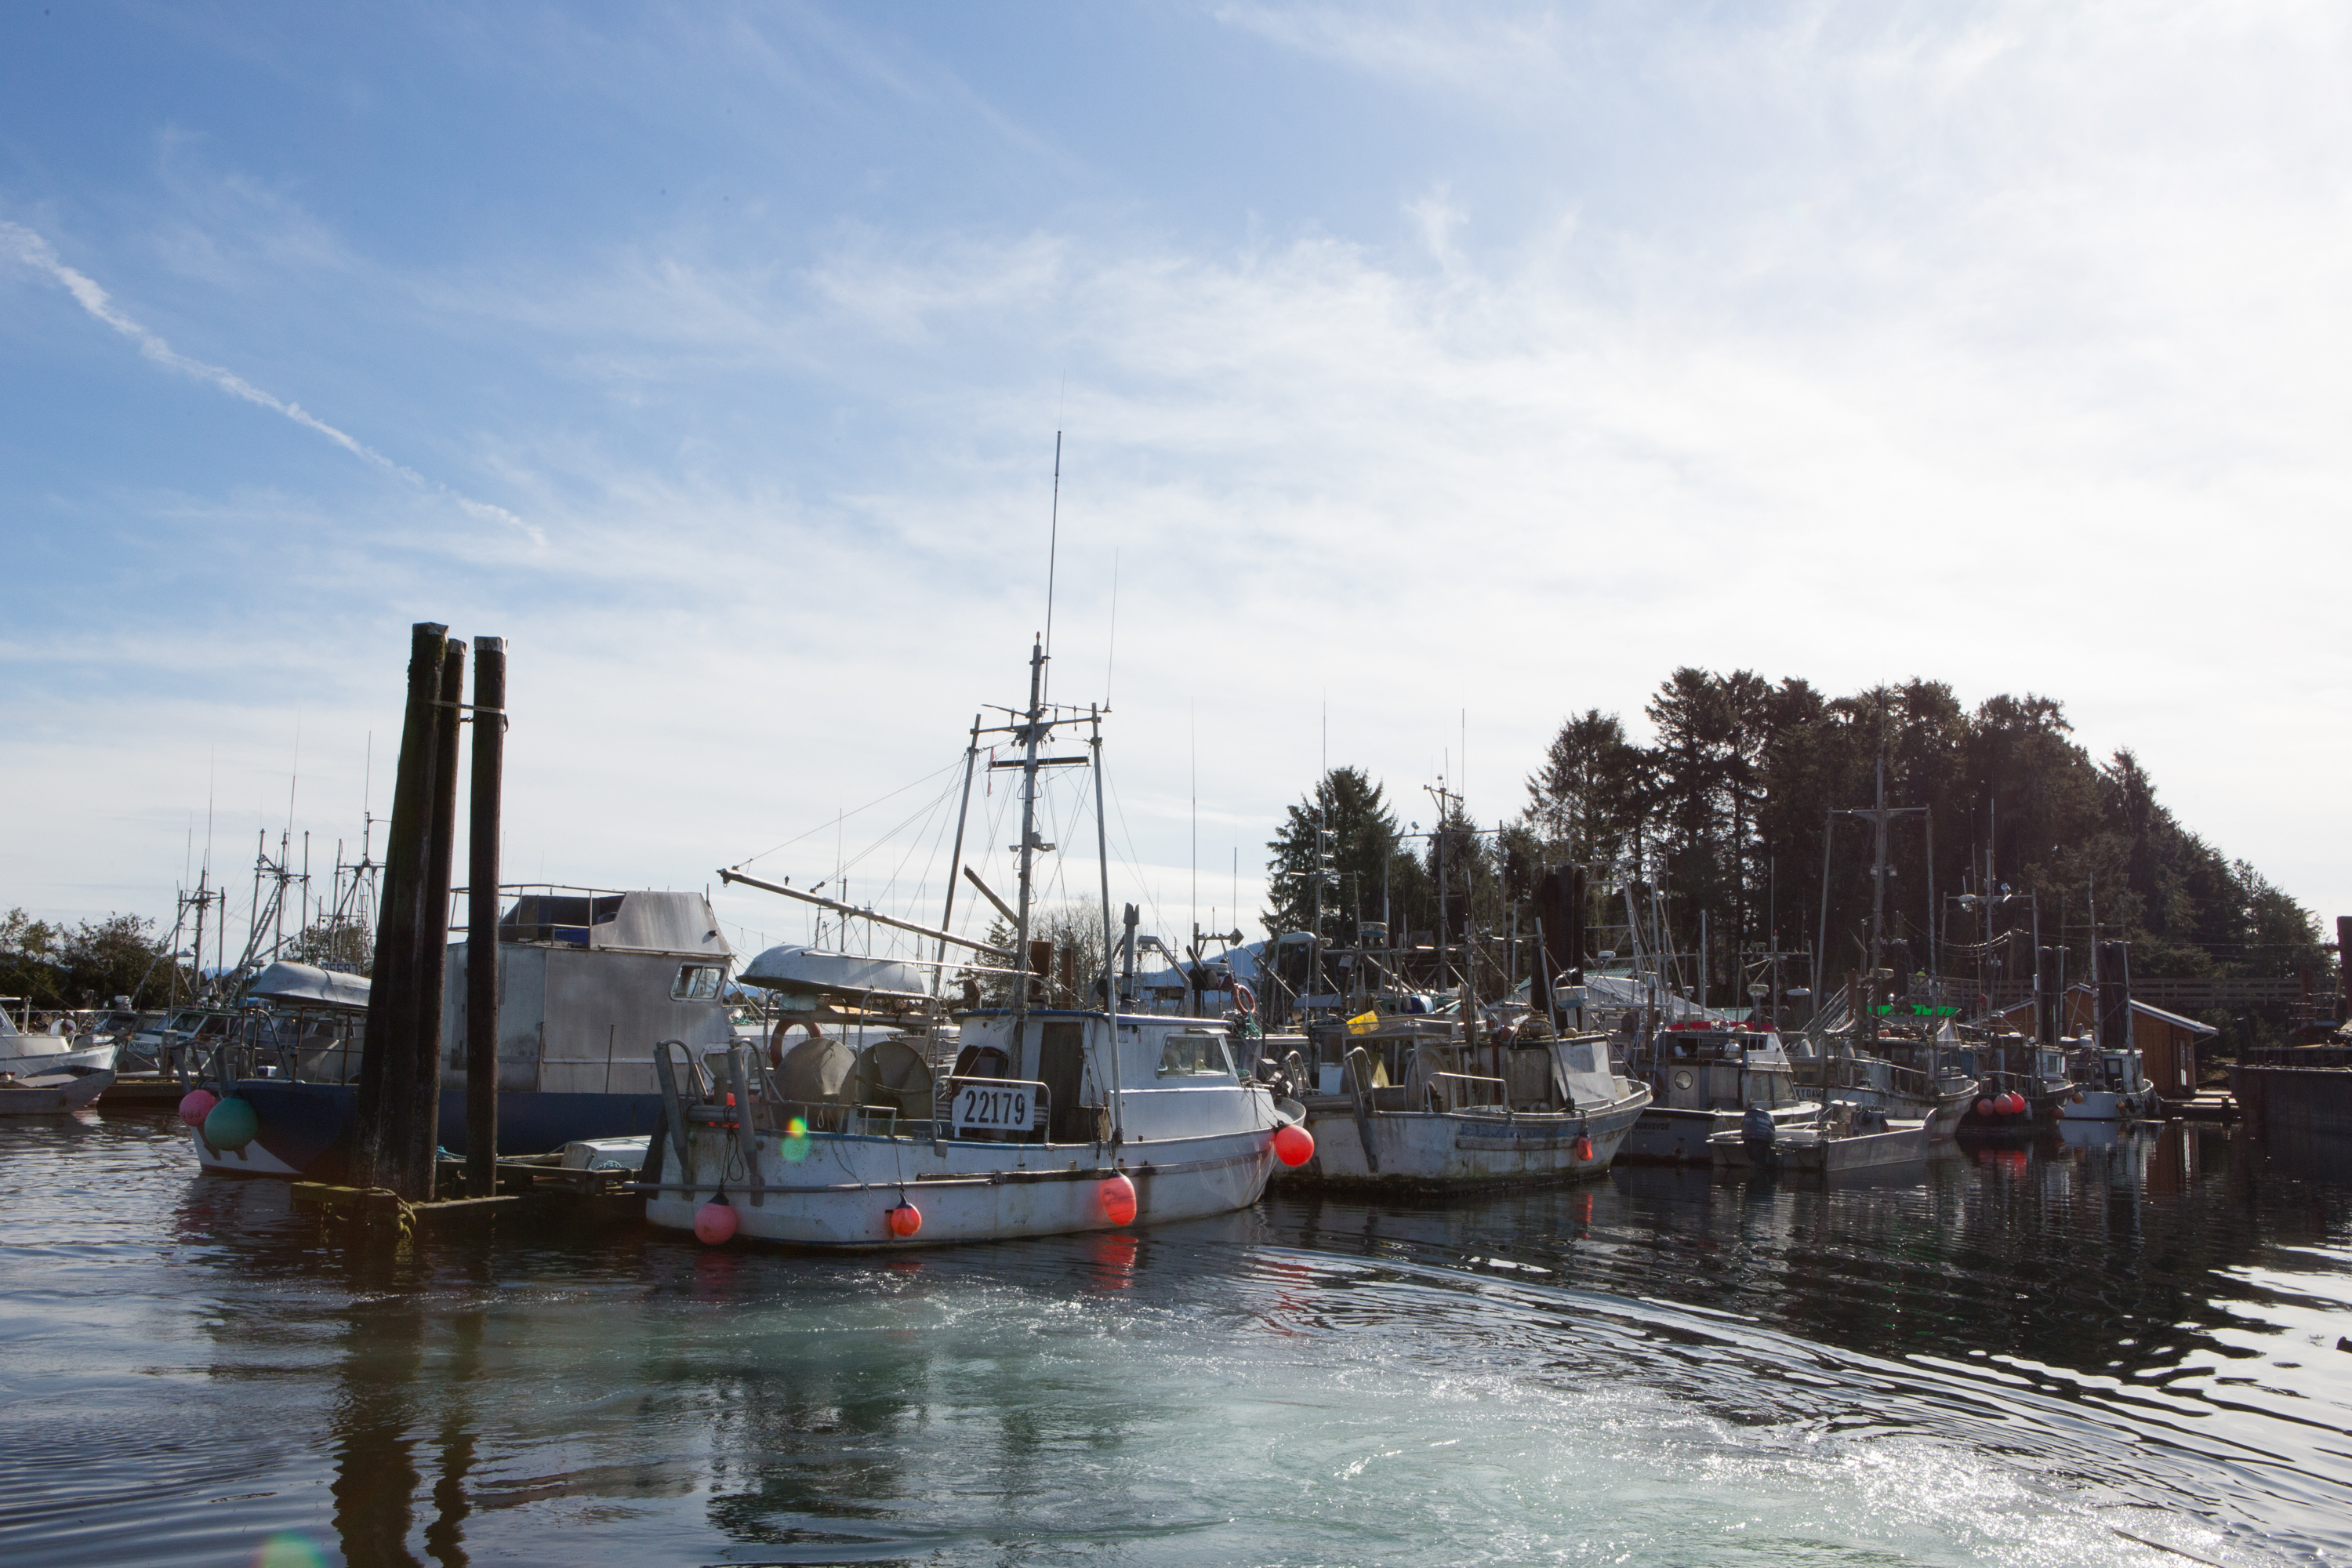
[2,906,372,1012]
[1265,669,2325,1022]
[0,909,189,1011]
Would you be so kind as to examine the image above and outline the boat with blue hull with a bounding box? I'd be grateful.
[193,1079,672,1177]
[193,888,737,1178]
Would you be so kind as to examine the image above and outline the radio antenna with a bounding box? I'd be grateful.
[1103,548,1120,710]
[1043,430,1062,696]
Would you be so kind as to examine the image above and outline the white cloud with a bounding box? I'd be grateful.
[0,220,546,547]
[10,2,2352,940]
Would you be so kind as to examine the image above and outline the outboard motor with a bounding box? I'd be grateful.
[1741,1102,1777,1167]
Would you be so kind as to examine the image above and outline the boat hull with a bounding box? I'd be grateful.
[1279,1087,1650,1190]
[2227,1061,2352,1138]
[0,1040,119,1076]
[1711,1119,1930,1174]
[190,1079,667,1178]
[0,1067,114,1115]
[2057,1088,2156,1122]
[644,1124,1279,1248]
[1619,1101,1821,1165]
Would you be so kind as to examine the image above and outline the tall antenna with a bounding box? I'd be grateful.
[1103,547,1120,710]
[1043,430,1063,690]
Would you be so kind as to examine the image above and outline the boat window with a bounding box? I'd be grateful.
[671,964,724,1002]
[1157,1031,1232,1079]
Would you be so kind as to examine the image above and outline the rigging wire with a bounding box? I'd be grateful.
[729,757,964,869]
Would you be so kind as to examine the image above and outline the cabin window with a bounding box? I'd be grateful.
[1157,1031,1232,1079]
[671,964,724,1002]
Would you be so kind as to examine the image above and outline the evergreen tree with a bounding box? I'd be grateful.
[1262,767,1400,945]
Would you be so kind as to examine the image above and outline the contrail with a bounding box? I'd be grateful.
[2,220,543,546]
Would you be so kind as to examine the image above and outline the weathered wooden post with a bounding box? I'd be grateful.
[2337,916,2351,1024]
[399,638,466,1201]
[2096,940,2129,1052]
[355,623,449,1195]
[466,637,507,1199]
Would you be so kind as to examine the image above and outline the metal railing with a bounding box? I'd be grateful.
[1425,1071,1507,1112]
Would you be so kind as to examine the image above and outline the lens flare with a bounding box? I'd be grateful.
[781,1117,810,1163]
[252,1534,327,1568]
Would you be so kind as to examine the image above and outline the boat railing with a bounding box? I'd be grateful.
[1425,1071,1506,1112]
[1795,1054,1936,1100]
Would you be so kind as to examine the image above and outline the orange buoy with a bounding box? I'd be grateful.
[1100,1172,1138,1225]
[693,1199,738,1245]
[886,1202,923,1239]
[1272,1123,1314,1167]
[1573,1136,1595,1162]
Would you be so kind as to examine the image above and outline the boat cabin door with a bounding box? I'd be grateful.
[1037,1020,1090,1142]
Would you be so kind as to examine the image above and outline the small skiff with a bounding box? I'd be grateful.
[0,1065,115,1114]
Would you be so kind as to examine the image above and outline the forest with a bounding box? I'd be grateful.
[1263,670,2325,1033]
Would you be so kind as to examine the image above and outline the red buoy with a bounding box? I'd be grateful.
[693,1200,738,1245]
[1976,1098,1995,1117]
[1573,1135,1595,1163]
[1272,1123,1314,1167]
[1100,1172,1138,1225]
[2004,1092,2027,1116]
[886,1202,922,1238]
[176,1089,218,1128]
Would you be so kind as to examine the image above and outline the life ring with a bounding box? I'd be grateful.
[1233,981,1257,1017]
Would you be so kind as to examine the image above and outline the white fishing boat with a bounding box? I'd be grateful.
[0,997,118,1076]
[0,1064,115,1114]
[1709,1107,1929,1175]
[644,639,1309,1248]
[1276,1022,1649,1189]
[1619,1023,1824,1163]
[2061,1039,2162,1121]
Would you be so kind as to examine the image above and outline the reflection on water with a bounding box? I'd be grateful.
[2,1109,2347,1566]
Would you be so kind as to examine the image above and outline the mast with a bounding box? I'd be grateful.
[1012,637,1047,1018]
[932,716,983,1002]
[1869,728,1889,978]
[1091,703,1124,1142]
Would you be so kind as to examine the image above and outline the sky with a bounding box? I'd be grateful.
[4,1,2350,968]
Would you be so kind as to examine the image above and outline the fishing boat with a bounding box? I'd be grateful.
[1617,1022,1824,1163]
[1795,1029,1978,1139]
[641,639,1308,1249]
[1272,1012,1649,1189]
[1710,1103,1930,1174]
[0,1064,115,1114]
[0,997,119,1076]
[189,889,739,1177]
[2060,1038,2162,1121]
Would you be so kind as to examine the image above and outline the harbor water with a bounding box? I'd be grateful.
[3,1111,2348,1566]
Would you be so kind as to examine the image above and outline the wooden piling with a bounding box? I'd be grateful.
[355,624,449,1195]
[2096,940,2129,1051]
[2337,916,2351,1022]
[466,637,506,1199]
[402,639,466,1202]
